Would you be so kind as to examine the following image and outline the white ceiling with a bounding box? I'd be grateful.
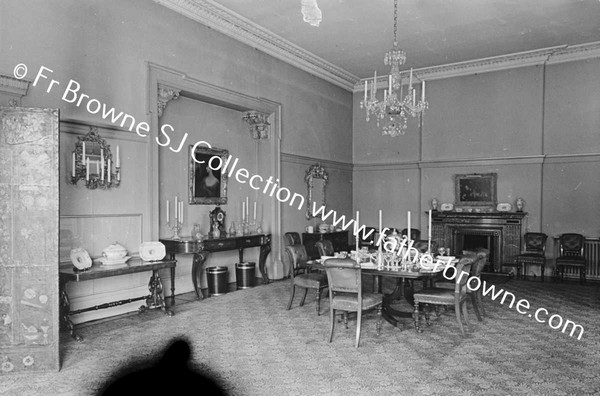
[209,0,600,79]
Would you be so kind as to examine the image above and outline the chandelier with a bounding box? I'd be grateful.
[360,0,428,136]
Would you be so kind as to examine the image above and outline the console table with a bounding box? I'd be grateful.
[302,231,349,259]
[160,233,272,300]
[59,258,176,341]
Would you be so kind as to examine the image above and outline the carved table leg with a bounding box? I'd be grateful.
[191,251,209,300]
[144,270,173,316]
[258,236,272,284]
[59,279,83,342]
[170,266,176,306]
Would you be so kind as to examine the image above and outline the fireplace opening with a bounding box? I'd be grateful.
[453,231,500,272]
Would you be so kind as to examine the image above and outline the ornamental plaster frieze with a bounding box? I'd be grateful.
[0,74,30,106]
[153,0,358,91]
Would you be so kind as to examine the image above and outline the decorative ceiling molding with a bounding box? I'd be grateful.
[354,41,600,91]
[154,0,358,91]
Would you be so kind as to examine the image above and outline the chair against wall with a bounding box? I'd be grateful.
[323,258,383,348]
[434,250,487,321]
[315,240,335,257]
[358,227,377,249]
[515,233,548,281]
[555,233,587,284]
[401,228,421,242]
[285,245,328,315]
[284,232,302,245]
[413,256,474,336]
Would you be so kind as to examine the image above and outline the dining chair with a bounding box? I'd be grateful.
[515,232,548,281]
[434,250,487,321]
[323,258,383,347]
[413,255,474,336]
[315,240,334,257]
[284,232,302,246]
[555,233,587,284]
[285,245,328,315]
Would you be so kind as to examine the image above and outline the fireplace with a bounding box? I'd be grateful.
[431,211,526,273]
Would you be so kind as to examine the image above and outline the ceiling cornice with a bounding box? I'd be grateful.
[154,0,358,91]
[354,41,600,91]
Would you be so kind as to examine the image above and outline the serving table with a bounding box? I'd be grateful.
[59,258,176,341]
[160,233,272,300]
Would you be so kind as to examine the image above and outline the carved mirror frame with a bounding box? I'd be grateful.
[305,163,328,220]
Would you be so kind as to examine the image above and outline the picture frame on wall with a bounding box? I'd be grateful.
[189,145,228,205]
[454,173,497,208]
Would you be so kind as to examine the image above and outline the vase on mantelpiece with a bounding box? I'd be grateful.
[229,222,236,237]
[515,197,525,212]
[192,224,202,241]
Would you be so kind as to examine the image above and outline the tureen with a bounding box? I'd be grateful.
[102,242,128,260]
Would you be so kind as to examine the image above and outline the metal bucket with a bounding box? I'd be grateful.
[235,262,256,290]
[206,266,228,296]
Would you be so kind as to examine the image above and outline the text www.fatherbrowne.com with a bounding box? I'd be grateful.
[311,202,585,341]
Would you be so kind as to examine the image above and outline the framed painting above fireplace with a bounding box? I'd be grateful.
[455,173,497,208]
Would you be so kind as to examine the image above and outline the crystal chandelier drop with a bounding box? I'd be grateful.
[360,0,428,137]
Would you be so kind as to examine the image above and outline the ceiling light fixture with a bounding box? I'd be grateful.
[360,0,428,136]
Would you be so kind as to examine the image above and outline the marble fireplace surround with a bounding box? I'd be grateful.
[431,212,527,273]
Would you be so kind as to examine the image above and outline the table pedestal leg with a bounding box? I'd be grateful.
[191,251,209,300]
[258,235,272,284]
[141,270,173,316]
[59,279,83,342]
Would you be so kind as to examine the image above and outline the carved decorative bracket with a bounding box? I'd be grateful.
[0,74,30,107]
[157,84,181,117]
[242,110,271,140]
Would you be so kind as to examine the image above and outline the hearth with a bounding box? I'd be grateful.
[431,211,527,273]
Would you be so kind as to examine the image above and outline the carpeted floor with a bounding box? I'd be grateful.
[2,278,600,395]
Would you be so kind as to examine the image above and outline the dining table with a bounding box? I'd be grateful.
[311,259,446,329]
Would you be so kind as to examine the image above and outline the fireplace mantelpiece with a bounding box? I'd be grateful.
[431,212,527,272]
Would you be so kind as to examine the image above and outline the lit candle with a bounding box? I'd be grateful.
[364,80,367,102]
[253,201,257,222]
[72,152,76,178]
[86,158,89,181]
[100,150,104,181]
[421,80,425,102]
[108,159,111,183]
[428,210,432,252]
[82,141,86,165]
[407,211,411,242]
[167,200,170,224]
[116,146,120,168]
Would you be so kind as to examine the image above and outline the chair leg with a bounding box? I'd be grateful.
[470,293,483,322]
[329,308,335,343]
[315,288,321,316]
[343,312,349,329]
[286,284,295,310]
[299,288,308,306]
[413,301,422,333]
[477,291,487,317]
[541,264,545,282]
[355,309,362,348]
[581,268,586,284]
[424,304,431,326]
[455,300,465,337]
[376,305,382,336]
[461,300,471,330]
[522,262,528,280]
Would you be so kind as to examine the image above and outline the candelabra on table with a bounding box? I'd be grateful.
[167,218,182,240]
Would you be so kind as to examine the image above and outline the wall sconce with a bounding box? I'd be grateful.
[71,127,120,189]
[242,111,271,140]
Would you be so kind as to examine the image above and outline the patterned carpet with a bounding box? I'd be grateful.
[1,278,600,395]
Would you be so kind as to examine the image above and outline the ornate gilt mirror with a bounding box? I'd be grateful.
[71,127,120,189]
[305,163,328,220]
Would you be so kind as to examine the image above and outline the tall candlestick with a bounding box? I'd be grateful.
[355,210,360,256]
[388,75,392,92]
[82,142,86,165]
[242,201,246,222]
[246,197,249,220]
[409,68,413,89]
[373,71,377,94]
[86,158,89,181]
[100,150,104,181]
[421,81,425,102]
[428,210,432,252]
[96,160,99,175]
[116,146,120,168]
[108,159,111,183]
[378,210,382,234]
[364,80,367,102]
[179,201,183,223]
[253,201,257,222]
[412,89,416,106]
[72,152,76,178]
[167,200,170,224]
[175,196,178,222]
[407,211,411,242]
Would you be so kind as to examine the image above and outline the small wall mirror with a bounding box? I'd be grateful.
[71,127,120,189]
[305,163,328,220]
